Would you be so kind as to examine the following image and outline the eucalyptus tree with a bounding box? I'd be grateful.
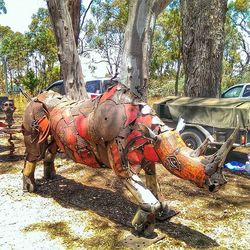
[181,0,228,97]
[82,0,128,77]
[223,0,250,86]
[150,0,182,95]
[26,8,58,89]
[120,0,170,100]
[46,0,88,100]
[0,26,28,86]
[46,0,171,100]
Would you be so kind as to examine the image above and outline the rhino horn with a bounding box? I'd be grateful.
[205,126,239,176]
[190,137,210,157]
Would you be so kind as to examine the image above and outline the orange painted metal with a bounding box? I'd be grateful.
[155,131,207,187]
[23,84,211,188]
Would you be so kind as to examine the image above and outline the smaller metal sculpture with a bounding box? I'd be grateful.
[2,100,15,128]
[22,84,238,237]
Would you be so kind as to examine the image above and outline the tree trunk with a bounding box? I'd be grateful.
[47,0,88,101]
[120,0,170,100]
[181,0,227,97]
[175,59,181,96]
[68,0,81,47]
[175,32,182,96]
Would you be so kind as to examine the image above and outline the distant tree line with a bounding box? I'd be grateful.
[0,0,249,98]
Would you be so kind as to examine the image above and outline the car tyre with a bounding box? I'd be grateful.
[181,128,205,150]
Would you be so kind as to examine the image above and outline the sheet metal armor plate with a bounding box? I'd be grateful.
[93,100,126,141]
[70,99,94,117]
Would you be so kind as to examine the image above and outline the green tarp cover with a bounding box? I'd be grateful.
[154,96,250,129]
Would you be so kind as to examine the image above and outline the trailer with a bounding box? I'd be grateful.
[153,96,250,149]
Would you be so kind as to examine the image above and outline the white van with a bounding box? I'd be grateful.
[46,77,118,99]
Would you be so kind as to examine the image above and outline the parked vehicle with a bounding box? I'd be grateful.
[45,78,118,99]
[221,83,250,98]
[153,96,250,149]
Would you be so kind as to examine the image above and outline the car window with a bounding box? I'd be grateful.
[47,82,65,95]
[103,79,119,92]
[103,80,112,91]
[222,86,243,98]
[86,80,101,93]
[243,85,250,97]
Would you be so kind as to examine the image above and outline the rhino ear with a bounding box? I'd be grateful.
[137,123,158,140]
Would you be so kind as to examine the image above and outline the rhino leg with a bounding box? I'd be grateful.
[23,161,36,192]
[144,162,158,198]
[144,162,174,221]
[22,100,50,191]
[44,140,58,180]
[131,207,156,238]
[108,140,162,236]
[123,174,161,237]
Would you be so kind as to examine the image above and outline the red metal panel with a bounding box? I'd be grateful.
[74,115,91,141]
[124,104,139,127]
[143,144,159,162]
[99,85,117,104]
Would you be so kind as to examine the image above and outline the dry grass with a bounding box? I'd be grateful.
[1,95,249,249]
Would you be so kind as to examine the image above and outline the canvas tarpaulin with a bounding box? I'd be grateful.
[153,96,250,129]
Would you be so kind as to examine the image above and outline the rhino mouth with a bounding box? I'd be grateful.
[202,127,239,192]
[206,174,227,192]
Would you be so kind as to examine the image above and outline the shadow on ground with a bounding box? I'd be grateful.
[36,174,219,248]
[0,137,24,162]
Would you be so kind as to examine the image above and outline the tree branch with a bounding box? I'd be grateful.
[80,0,94,31]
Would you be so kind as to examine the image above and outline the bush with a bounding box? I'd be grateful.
[148,77,184,97]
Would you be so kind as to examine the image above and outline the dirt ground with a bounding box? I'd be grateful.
[0,120,249,250]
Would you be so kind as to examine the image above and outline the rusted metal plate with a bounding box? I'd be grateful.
[93,100,126,141]
[120,233,165,249]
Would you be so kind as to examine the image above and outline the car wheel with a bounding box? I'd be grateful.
[181,128,205,150]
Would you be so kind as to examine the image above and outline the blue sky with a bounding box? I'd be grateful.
[0,0,46,33]
[0,0,107,79]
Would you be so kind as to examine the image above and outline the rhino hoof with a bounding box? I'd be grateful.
[23,175,36,192]
[156,202,178,221]
[44,163,56,180]
[44,170,56,180]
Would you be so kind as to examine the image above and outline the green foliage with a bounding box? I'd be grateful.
[83,0,128,75]
[151,3,181,78]
[26,7,58,88]
[0,8,59,95]
[149,0,183,97]
[0,0,6,14]
[0,26,29,78]
[234,0,250,12]
[221,1,250,90]
[148,77,184,98]
[20,69,39,94]
[27,8,57,59]
[0,0,248,98]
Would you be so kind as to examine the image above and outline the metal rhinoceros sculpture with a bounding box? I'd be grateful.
[22,83,237,236]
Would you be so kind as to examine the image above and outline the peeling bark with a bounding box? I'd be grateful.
[120,0,170,100]
[47,0,88,101]
[181,0,227,97]
[68,0,81,47]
